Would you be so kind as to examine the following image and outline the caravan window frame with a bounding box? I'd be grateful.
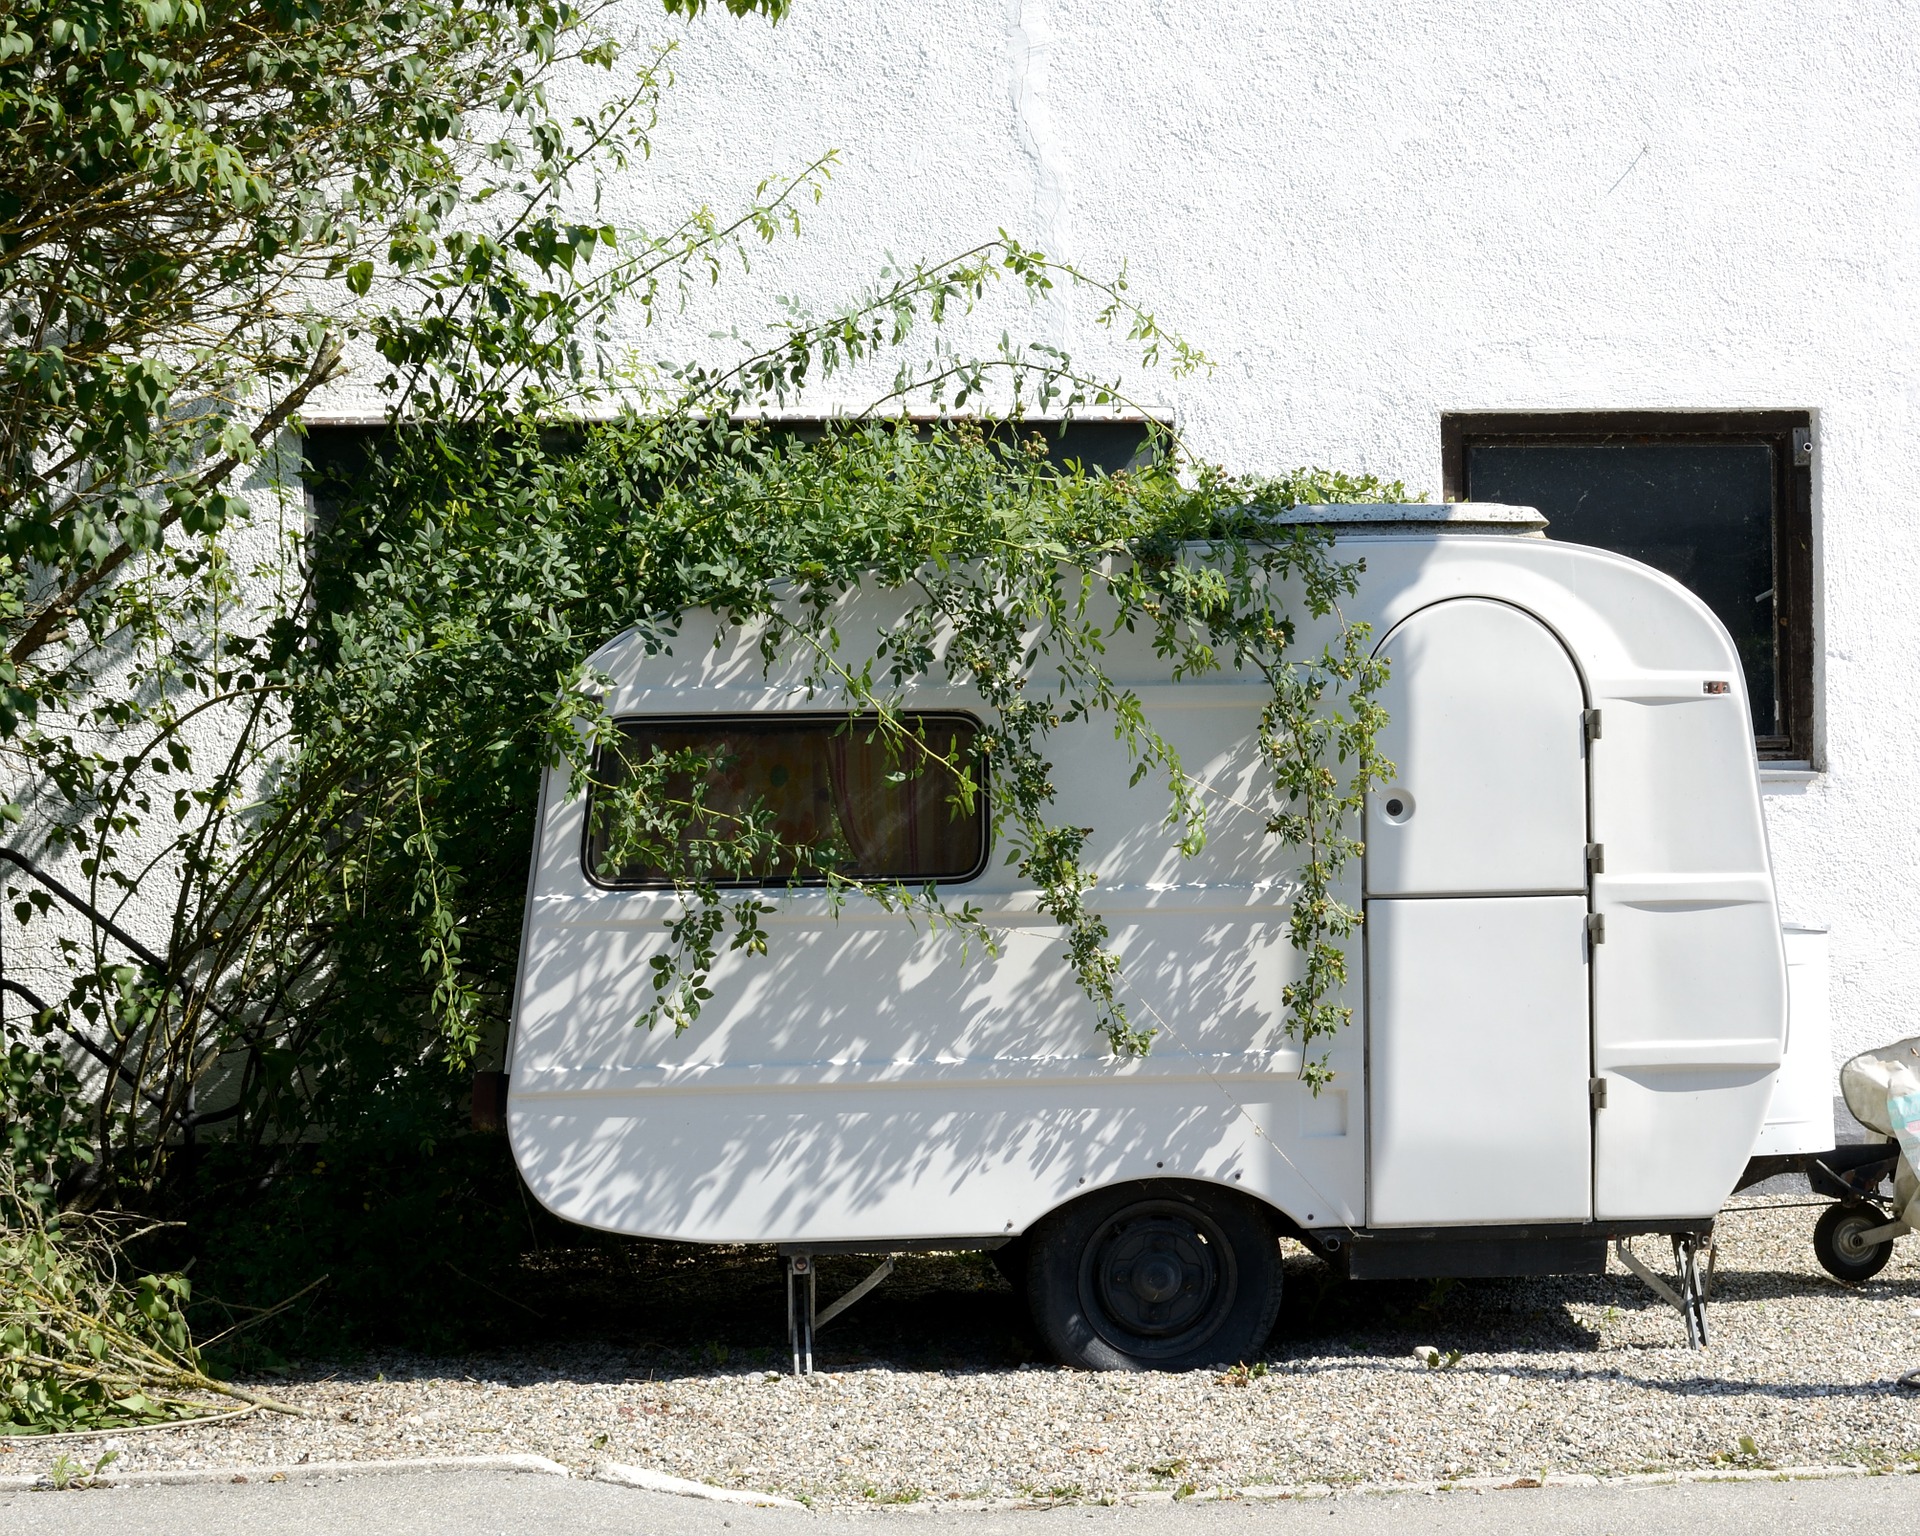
[579,710,992,891]
[1441,410,1815,762]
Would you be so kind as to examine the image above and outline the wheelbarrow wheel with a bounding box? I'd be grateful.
[1813,1203,1895,1284]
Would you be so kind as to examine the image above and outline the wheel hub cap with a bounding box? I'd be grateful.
[1091,1212,1225,1341]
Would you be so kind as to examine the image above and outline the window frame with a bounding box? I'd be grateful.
[579,710,992,891]
[1441,410,1815,762]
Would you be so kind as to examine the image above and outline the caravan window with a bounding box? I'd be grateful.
[584,714,987,887]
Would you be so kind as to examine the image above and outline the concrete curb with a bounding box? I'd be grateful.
[0,1453,570,1493]
[591,1462,809,1508]
[0,1452,804,1508]
[1178,1461,1920,1506]
[870,1460,1920,1513]
[0,1451,1911,1508]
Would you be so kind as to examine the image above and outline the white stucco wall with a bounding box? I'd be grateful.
[323,0,1919,1064]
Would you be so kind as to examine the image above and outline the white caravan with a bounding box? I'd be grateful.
[506,504,1795,1367]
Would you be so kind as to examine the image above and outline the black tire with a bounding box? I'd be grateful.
[1025,1181,1283,1371]
[1813,1202,1894,1283]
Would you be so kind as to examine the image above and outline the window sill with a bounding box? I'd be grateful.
[1759,761,1820,787]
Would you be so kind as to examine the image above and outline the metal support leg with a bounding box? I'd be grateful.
[816,1256,894,1331]
[1614,1237,1709,1350]
[1672,1234,1708,1349]
[786,1253,815,1376]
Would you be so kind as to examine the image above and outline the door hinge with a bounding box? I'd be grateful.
[1586,912,1606,945]
[1586,841,1605,875]
[1590,1076,1609,1110]
[1582,707,1603,743]
[1793,426,1814,466]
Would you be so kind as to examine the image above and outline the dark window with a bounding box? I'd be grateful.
[585,714,987,887]
[301,415,1160,623]
[302,416,1160,527]
[1443,412,1814,759]
[745,416,1160,475]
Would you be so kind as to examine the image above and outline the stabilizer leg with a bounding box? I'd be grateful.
[1672,1234,1708,1349]
[1613,1235,1710,1350]
[786,1253,815,1376]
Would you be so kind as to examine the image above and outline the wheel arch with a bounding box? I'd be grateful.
[1016,1174,1312,1245]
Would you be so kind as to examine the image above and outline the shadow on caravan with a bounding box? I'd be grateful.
[506,503,1799,1370]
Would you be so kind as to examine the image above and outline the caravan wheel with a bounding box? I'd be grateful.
[1026,1182,1282,1371]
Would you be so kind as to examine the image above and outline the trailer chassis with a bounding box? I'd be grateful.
[772,1216,1730,1373]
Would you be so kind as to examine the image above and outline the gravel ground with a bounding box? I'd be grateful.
[6,1197,1918,1505]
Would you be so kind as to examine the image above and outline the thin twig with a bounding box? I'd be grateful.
[0,1404,258,1443]
[443,1261,547,1321]
[196,1274,331,1350]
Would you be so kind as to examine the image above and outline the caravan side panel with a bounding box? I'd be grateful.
[507,626,1369,1244]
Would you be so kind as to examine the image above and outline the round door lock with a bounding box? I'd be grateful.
[1381,791,1414,824]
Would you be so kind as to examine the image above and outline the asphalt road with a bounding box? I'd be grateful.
[2,1468,1915,1536]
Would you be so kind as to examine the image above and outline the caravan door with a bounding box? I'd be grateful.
[1364,599,1593,1226]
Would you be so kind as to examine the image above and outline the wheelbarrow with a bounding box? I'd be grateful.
[1739,1034,1920,1282]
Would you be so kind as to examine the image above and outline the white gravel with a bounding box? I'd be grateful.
[6,1198,1917,1506]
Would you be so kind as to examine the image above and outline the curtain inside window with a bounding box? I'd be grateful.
[586,715,984,885]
